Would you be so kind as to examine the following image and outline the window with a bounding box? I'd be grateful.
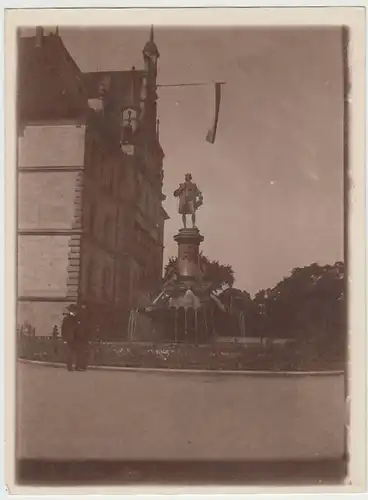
[121,108,138,145]
[102,266,111,300]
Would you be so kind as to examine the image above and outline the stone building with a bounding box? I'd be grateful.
[17,27,168,338]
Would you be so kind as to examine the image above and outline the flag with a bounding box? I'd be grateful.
[206,82,222,144]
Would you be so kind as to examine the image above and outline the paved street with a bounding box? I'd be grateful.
[17,360,345,463]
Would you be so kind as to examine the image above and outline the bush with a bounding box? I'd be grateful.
[18,336,345,372]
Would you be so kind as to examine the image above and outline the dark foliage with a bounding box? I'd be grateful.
[164,252,235,292]
[248,261,345,357]
[18,337,344,371]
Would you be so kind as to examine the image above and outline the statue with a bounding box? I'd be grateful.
[174,173,203,229]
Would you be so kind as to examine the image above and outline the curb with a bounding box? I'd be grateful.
[18,358,345,377]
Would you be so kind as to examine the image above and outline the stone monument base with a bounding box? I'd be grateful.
[133,222,225,343]
[173,227,204,282]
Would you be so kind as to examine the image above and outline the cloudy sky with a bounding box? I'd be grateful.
[59,26,344,295]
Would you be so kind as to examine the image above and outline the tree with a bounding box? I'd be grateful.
[217,287,257,337]
[163,252,235,292]
[252,262,346,355]
[218,288,252,311]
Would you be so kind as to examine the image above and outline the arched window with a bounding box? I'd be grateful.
[121,108,138,145]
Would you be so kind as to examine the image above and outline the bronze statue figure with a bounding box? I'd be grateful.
[174,173,203,229]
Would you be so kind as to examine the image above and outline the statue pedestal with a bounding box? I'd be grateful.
[173,228,204,282]
[139,226,218,343]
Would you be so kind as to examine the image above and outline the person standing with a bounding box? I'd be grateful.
[62,304,89,372]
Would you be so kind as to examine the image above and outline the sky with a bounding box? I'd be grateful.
[58,26,344,296]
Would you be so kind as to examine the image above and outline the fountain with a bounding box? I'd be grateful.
[131,173,226,343]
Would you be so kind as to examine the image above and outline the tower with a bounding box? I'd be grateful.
[142,25,159,78]
[79,26,168,335]
[140,26,160,141]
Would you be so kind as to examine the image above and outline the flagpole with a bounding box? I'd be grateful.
[156,81,225,144]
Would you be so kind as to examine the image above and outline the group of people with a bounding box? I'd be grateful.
[61,304,90,372]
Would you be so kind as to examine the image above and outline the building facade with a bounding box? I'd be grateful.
[17,27,168,338]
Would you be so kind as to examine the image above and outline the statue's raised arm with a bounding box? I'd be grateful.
[174,173,203,229]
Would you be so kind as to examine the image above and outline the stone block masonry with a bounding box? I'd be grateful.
[17,123,87,335]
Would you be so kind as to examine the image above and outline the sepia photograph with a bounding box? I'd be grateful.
[4,7,366,493]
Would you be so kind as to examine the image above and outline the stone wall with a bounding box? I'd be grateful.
[18,171,80,230]
[18,235,71,297]
[17,123,86,334]
[18,124,86,168]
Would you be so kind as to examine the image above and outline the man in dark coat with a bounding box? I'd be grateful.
[62,304,85,371]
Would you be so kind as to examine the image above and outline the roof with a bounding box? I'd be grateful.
[18,32,89,123]
[143,40,160,58]
[142,26,160,58]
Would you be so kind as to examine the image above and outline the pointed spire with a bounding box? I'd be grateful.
[150,24,154,43]
[142,24,160,59]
